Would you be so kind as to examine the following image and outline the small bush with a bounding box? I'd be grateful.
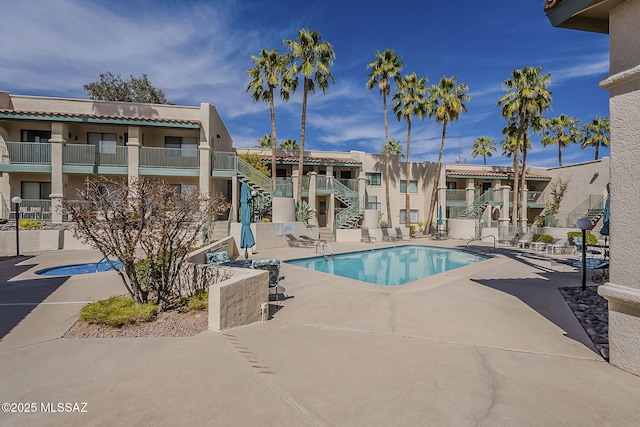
[19,219,41,229]
[177,290,208,312]
[567,231,598,245]
[533,233,554,243]
[409,225,416,236]
[79,296,158,328]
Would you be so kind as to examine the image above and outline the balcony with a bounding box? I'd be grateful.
[0,141,52,172]
[211,151,237,177]
[139,146,199,176]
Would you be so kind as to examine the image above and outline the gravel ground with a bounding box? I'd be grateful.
[64,310,208,338]
[559,286,609,360]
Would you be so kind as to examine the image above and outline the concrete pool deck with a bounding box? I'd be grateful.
[1,239,640,426]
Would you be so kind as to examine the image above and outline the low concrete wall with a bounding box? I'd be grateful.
[208,268,269,330]
[448,219,476,240]
[186,236,238,264]
[229,221,309,253]
[335,228,361,242]
[0,229,63,255]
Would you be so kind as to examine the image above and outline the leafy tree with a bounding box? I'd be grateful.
[497,65,552,227]
[392,72,428,228]
[246,49,293,192]
[62,177,228,310]
[256,134,273,148]
[367,49,405,227]
[239,153,270,176]
[582,116,610,160]
[84,72,166,103]
[284,29,335,202]
[425,76,470,232]
[279,139,299,150]
[541,114,582,166]
[471,137,496,165]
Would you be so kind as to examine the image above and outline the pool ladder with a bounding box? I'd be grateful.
[316,241,334,259]
[96,253,114,272]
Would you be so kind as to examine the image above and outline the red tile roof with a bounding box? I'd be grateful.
[446,169,551,180]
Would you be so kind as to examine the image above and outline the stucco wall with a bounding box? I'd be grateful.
[208,268,268,330]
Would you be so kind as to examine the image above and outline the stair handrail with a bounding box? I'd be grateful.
[457,189,493,219]
[566,195,604,227]
[331,177,359,203]
[237,157,273,194]
[334,198,362,229]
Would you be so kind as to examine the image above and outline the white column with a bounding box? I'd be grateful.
[49,123,67,223]
[308,171,317,226]
[127,126,141,185]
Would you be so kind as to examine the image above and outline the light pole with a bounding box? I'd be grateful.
[576,217,592,291]
[11,196,22,256]
[250,190,257,222]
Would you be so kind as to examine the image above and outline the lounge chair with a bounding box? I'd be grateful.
[361,226,376,243]
[285,234,307,247]
[517,232,532,249]
[573,237,603,257]
[298,235,327,245]
[381,228,396,242]
[548,238,568,254]
[394,227,405,240]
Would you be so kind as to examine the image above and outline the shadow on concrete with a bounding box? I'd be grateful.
[0,256,68,340]
[468,247,596,352]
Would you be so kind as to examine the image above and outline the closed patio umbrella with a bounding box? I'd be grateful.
[437,205,443,230]
[240,182,255,260]
[600,196,610,237]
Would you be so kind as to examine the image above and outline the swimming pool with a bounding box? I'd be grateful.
[286,245,488,286]
[36,260,122,277]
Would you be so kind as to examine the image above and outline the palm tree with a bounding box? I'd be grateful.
[256,134,272,148]
[367,49,405,228]
[279,139,299,150]
[392,72,428,228]
[425,76,470,232]
[471,137,496,165]
[246,49,292,192]
[284,29,335,202]
[497,65,552,227]
[541,114,582,166]
[582,116,610,160]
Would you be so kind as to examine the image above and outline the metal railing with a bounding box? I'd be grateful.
[275,178,293,198]
[140,147,199,168]
[237,158,273,191]
[7,199,52,221]
[1,141,51,164]
[446,189,467,201]
[64,144,128,166]
[211,151,237,174]
[566,195,605,228]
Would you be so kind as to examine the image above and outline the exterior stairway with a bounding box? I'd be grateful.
[236,157,273,220]
[332,178,363,229]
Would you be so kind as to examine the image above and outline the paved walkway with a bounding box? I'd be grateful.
[1,240,640,426]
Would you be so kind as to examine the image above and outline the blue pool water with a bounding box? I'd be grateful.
[36,260,122,277]
[286,245,488,286]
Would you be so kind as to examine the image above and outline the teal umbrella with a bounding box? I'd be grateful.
[240,183,255,260]
[437,205,443,228]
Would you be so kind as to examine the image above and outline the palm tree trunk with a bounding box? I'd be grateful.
[383,92,392,228]
[269,88,277,193]
[558,144,563,167]
[595,142,599,161]
[426,122,447,234]
[405,117,412,228]
[483,154,487,165]
[520,137,528,229]
[296,78,309,203]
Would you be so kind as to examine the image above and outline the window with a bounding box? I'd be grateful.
[88,132,117,154]
[399,209,419,224]
[168,184,198,194]
[21,130,51,143]
[21,181,51,199]
[366,195,381,210]
[366,172,381,186]
[400,180,418,193]
[165,136,198,157]
[446,182,457,190]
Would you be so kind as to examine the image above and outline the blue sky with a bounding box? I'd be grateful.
[0,0,610,167]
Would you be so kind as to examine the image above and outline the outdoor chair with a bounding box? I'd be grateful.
[573,237,603,258]
[285,234,307,247]
[548,238,568,254]
[298,235,326,246]
[394,227,408,240]
[361,226,376,243]
[251,259,286,305]
[381,228,396,242]
[518,232,532,249]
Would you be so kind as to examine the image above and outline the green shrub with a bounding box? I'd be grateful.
[18,219,41,229]
[567,231,598,245]
[533,233,554,243]
[177,290,208,312]
[409,225,416,236]
[79,296,157,328]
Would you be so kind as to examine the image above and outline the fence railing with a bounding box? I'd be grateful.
[140,147,199,168]
[1,141,51,164]
[211,151,237,174]
[5,199,52,221]
[566,195,605,228]
[63,144,128,166]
